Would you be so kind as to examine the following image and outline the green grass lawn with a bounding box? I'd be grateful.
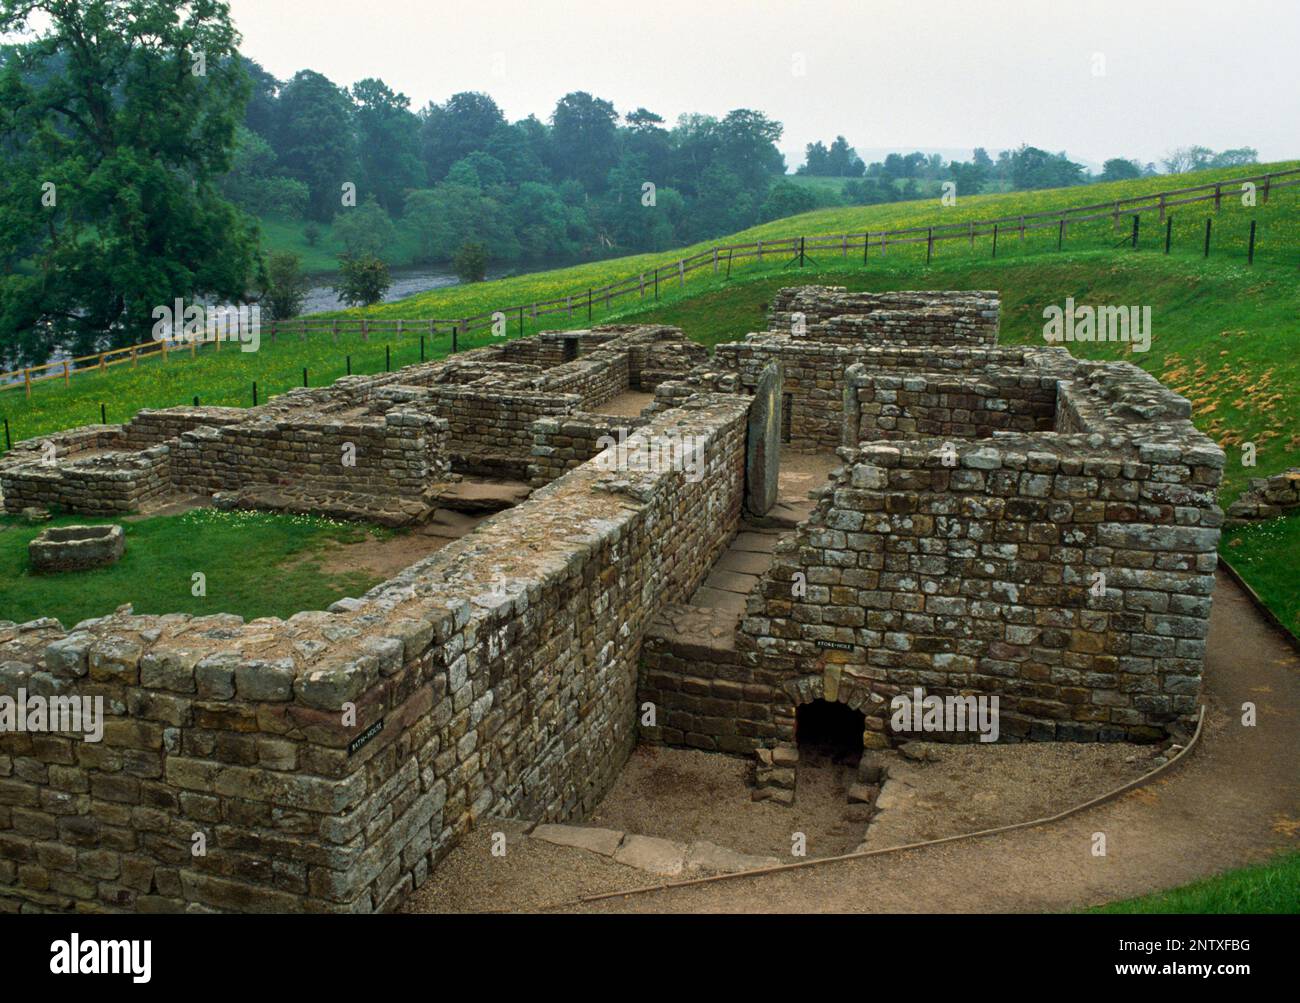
[256,215,429,274]
[1220,511,1300,637]
[1089,852,1300,913]
[0,509,388,625]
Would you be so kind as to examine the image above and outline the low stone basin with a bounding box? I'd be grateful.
[29,524,125,574]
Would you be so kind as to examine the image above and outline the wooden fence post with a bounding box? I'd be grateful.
[1214,184,1222,212]
[24,368,31,398]
[64,360,70,386]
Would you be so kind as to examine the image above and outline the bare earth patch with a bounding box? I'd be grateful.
[309,508,493,581]
[587,745,864,859]
[862,741,1156,850]
[595,390,656,418]
[405,737,1160,913]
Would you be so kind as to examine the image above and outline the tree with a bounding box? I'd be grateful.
[715,109,784,191]
[799,141,831,176]
[1008,146,1085,189]
[550,91,619,191]
[1210,147,1258,168]
[1162,145,1214,174]
[826,136,865,177]
[273,69,358,220]
[759,180,818,221]
[453,241,489,283]
[1099,158,1142,182]
[262,252,308,320]
[351,77,423,213]
[0,0,258,364]
[419,91,506,182]
[333,254,391,307]
[220,126,308,216]
[332,197,397,258]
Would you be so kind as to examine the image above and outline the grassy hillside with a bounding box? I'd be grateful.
[2,166,1297,632]
[257,216,427,274]
[335,161,1298,323]
[5,248,1295,504]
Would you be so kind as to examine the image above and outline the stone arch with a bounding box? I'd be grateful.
[778,670,893,750]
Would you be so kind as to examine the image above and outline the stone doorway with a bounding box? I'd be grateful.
[796,699,865,767]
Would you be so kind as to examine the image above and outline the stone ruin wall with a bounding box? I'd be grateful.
[0,296,1227,912]
[0,392,749,914]
[639,286,1224,752]
[0,325,702,517]
[769,286,1000,346]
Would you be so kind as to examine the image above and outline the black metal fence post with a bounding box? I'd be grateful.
[193,396,200,407]
[926,228,933,263]
[1165,217,1172,254]
[1204,218,1212,258]
[1248,220,1256,265]
[1058,219,1065,250]
[452,325,458,353]
[1131,214,1139,248]
[252,382,258,406]
[587,289,592,320]
[302,367,308,388]
[347,355,352,376]
[992,224,998,258]
[385,345,391,371]
[100,403,106,424]
[799,237,806,267]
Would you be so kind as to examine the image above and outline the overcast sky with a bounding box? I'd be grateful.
[225,0,1297,169]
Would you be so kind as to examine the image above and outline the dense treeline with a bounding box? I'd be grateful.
[0,0,1264,367]
[227,61,789,266]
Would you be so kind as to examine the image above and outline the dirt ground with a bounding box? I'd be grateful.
[778,450,841,503]
[407,724,1159,913]
[861,741,1153,848]
[586,745,864,859]
[596,390,655,418]
[313,508,492,579]
[404,573,1300,914]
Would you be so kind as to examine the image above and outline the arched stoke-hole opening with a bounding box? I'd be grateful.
[796,699,864,767]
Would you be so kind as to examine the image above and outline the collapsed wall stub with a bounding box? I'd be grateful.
[640,285,1225,753]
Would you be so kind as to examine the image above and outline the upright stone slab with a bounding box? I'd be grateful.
[746,362,782,516]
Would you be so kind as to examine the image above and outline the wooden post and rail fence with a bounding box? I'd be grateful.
[3,166,1298,402]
